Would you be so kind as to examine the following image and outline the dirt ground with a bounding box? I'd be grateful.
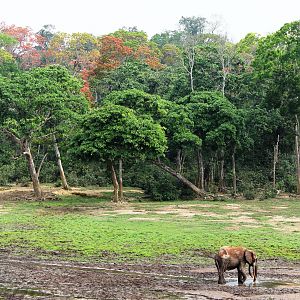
[0,254,299,300]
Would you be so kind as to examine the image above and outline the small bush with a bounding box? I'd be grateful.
[260,183,278,199]
[243,189,256,200]
[242,182,256,200]
[280,175,297,193]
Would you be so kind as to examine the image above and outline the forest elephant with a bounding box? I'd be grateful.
[214,246,258,284]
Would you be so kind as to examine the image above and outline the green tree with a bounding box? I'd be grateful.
[178,91,242,192]
[72,104,167,202]
[253,21,300,193]
[102,89,205,196]
[0,33,18,75]
[0,65,88,197]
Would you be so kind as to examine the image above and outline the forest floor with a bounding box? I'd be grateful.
[0,185,299,299]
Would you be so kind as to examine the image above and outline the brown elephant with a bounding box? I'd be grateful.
[215,246,258,284]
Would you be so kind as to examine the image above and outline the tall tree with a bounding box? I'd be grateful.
[254,21,300,192]
[0,65,89,197]
[178,91,241,192]
[179,16,207,92]
[0,23,45,69]
[103,89,205,196]
[72,104,167,202]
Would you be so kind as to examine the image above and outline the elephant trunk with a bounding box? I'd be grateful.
[248,264,253,278]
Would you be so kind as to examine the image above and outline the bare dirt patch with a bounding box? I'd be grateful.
[0,204,9,214]
[267,216,300,233]
[0,186,58,201]
[234,215,259,223]
[224,203,241,210]
[148,204,219,218]
[0,185,143,202]
[0,255,299,299]
[129,217,159,221]
[85,203,221,219]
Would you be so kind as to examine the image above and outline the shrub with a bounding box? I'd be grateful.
[125,163,181,201]
[243,189,256,200]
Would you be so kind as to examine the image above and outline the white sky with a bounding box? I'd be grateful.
[1,0,300,42]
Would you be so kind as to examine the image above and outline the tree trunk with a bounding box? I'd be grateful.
[196,149,204,190]
[190,66,194,92]
[176,149,186,174]
[273,135,280,189]
[232,147,237,195]
[219,151,225,192]
[209,157,215,187]
[53,135,69,190]
[23,141,42,198]
[155,160,205,197]
[109,160,119,202]
[295,116,300,194]
[118,159,123,201]
[37,153,48,179]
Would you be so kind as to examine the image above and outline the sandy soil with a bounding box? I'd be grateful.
[0,255,299,299]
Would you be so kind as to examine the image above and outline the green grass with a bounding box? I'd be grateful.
[0,194,299,262]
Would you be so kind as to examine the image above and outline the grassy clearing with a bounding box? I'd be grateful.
[0,191,299,263]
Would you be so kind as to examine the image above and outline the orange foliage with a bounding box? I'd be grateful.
[134,45,163,70]
[1,23,46,69]
[80,68,94,104]
[94,36,133,73]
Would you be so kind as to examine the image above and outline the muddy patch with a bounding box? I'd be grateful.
[0,256,299,299]
[223,278,300,288]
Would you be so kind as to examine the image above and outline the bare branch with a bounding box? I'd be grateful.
[37,153,48,179]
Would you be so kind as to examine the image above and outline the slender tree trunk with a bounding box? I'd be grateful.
[221,57,226,97]
[181,41,196,92]
[109,160,119,202]
[273,135,280,189]
[176,149,182,173]
[155,160,205,197]
[219,150,225,192]
[196,149,204,190]
[23,141,42,198]
[295,116,300,194]
[232,147,237,195]
[190,66,194,92]
[53,135,69,190]
[209,157,215,187]
[118,159,123,201]
[37,153,48,179]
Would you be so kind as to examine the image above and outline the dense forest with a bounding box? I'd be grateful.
[0,17,300,202]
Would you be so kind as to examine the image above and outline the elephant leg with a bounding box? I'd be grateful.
[215,258,226,284]
[237,265,247,284]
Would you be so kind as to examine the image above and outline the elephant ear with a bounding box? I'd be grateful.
[245,250,255,265]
